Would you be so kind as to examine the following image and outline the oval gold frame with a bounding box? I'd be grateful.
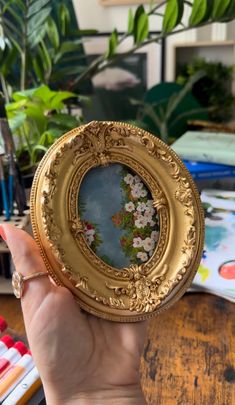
[30,121,204,322]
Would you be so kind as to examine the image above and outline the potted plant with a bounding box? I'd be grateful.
[1,0,235,171]
[6,85,84,184]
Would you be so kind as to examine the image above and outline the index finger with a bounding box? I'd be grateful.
[0,224,52,322]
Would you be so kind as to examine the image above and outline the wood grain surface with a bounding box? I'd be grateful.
[0,293,234,404]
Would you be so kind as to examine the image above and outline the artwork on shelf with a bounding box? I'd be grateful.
[79,163,160,269]
[82,35,162,121]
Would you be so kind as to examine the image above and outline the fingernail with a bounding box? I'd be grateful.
[0,225,7,242]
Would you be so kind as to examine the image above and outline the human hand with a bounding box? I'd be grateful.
[0,224,148,405]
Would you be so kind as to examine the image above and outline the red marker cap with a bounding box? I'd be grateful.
[0,335,14,348]
[13,342,28,356]
[0,316,7,333]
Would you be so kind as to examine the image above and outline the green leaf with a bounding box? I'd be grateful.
[33,85,55,102]
[28,24,47,48]
[37,131,55,146]
[12,88,37,101]
[28,6,52,37]
[105,29,118,59]
[50,65,85,81]
[27,0,51,17]
[49,92,77,110]
[73,29,98,36]
[136,12,149,44]
[59,40,83,54]
[0,46,18,76]
[32,144,48,162]
[6,99,27,111]
[78,95,92,108]
[133,5,145,42]
[46,16,60,49]
[32,55,45,83]
[48,113,79,129]
[59,4,70,36]
[212,0,231,19]
[163,0,184,33]
[40,40,51,73]
[7,112,27,132]
[189,0,207,26]
[127,9,134,34]
[222,0,235,21]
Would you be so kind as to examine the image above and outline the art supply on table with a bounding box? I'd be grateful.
[2,366,41,405]
[0,342,27,379]
[0,316,17,338]
[0,316,7,334]
[0,352,34,402]
[0,155,10,221]
[8,156,14,215]
[0,336,14,357]
[0,95,27,215]
[190,189,235,302]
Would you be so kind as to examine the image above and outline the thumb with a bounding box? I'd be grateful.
[0,224,52,322]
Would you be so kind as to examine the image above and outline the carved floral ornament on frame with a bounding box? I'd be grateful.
[31,121,204,321]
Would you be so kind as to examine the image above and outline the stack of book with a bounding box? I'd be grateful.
[172,131,235,189]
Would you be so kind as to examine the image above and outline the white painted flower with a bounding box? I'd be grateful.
[133,210,141,219]
[124,173,134,185]
[133,174,142,183]
[86,229,95,236]
[151,230,159,241]
[137,202,146,212]
[146,199,154,208]
[145,207,155,216]
[140,188,148,198]
[149,249,154,257]
[133,237,143,248]
[135,216,147,228]
[143,237,155,252]
[144,211,153,222]
[137,251,148,262]
[131,186,142,199]
[135,181,144,190]
[85,234,95,245]
[125,201,135,212]
[149,219,156,227]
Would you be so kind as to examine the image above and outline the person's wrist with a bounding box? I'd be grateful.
[44,385,147,405]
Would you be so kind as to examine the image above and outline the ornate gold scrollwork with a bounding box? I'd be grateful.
[31,121,204,321]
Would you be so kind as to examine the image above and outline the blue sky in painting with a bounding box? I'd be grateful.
[79,163,131,268]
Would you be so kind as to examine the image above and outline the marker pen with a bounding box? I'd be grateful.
[2,366,41,405]
[0,336,15,357]
[0,352,34,402]
[0,317,7,334]
[0,342,27,379]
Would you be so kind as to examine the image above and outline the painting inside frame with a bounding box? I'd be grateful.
[82,36,161,122]
[78,163,160,269]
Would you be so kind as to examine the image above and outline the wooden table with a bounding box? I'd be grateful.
[0,293,234,404]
